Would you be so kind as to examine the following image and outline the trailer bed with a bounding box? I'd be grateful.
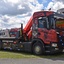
[0,37,17,40]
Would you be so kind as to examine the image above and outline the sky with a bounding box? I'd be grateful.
[0,0,64,29]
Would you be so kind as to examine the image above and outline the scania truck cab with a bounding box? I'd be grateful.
[31,11,64,54]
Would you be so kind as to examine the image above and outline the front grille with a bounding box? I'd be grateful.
[58,35,64,42]
[58,35,64,47]
[62,36,64,42]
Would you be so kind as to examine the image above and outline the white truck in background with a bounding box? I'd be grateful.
[0,29,10,37]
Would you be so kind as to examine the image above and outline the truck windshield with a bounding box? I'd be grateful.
[48,15,55,29]
[0,32,5,36]
[38,17,48,28]
[49,18,55,29]
[10,32,17,35]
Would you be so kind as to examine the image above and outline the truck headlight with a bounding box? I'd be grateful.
[56,32,59,34]
[52,43,58,47]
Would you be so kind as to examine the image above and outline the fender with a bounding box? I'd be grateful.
[31,38,45,48]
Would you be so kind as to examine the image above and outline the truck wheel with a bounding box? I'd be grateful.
[33,42,44,55]
[0,41,2,50]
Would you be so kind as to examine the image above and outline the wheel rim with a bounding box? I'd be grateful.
[34,46,41,54]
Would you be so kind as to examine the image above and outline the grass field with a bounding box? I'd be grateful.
[0,50,64,59]
[0,50,38,58]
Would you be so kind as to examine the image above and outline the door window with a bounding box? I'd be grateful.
[38,17,48,28]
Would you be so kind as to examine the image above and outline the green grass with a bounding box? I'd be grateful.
[0,50,38,59]
[0,50,64,59]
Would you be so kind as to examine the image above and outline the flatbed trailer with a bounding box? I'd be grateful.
[0,37,16,39]
[0,37,32,52]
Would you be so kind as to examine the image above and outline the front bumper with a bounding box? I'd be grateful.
[45,42,63,54]
[50,42,63,54]
[50,46,62,54]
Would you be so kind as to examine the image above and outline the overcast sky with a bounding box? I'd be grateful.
[0,0,64,29]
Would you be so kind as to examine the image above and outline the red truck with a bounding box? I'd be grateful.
[9,28,20,37]
[0,11,64,55]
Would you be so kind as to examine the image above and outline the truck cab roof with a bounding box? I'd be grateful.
[33,11,64,19]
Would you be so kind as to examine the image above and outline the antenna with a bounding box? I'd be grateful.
[48,8,51,11]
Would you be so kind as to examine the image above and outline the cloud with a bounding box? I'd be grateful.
[53,0,64,3]
[46,2,54,10]
[0,15,29,29]
[0,0,43,29]
[46,0,64,11]
[0,0,43,16]
[0,0,32,16]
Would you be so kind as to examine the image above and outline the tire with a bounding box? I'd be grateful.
[0,40,2,50]
[33,42,44,55]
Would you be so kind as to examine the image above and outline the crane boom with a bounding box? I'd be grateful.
[23,17,33,34]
